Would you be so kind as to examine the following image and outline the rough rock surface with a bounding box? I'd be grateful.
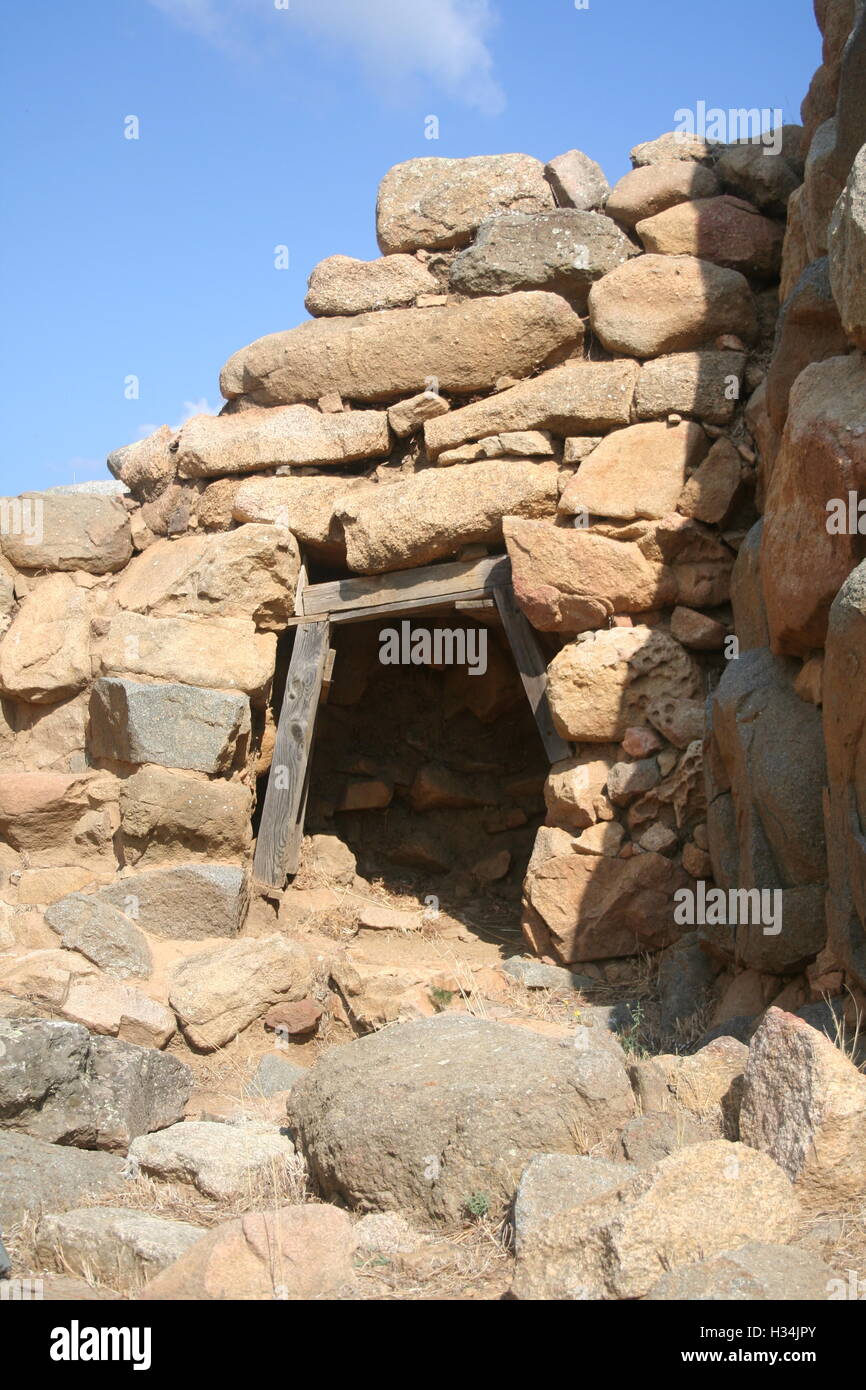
[35,1207,204,1289]
[424,361,638,456]
[220,293,581,406]
[174,406,390,478]
[305,253,439,315]
[129,1120,295,1200]
[88,678,250,774]
[511,1140,798,1300]
[606,160,721,228]
[140,1205,356,1300]
[168,935,314,1049]
[739,1008,866,1200]
[0,574,91,704]
[645,1242,837,1301]
[290,1014,635,1221]
[829,144,866,348]
[546,626,702,741]
[0,493,132,574]
[113,524,300,630]
[0,1019,192,1151]
[761,354,866,657]
[339,458,558,574]
[0,1131,127,1226]
[376,154,555,253]
[449,210,633,307]
[588,254,758,357]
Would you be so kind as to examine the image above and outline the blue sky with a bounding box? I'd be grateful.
[2,0,819,496]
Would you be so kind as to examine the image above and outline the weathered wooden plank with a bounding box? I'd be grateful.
[252,619,330,888]
[327,587,497,625]
[301,554,510,616]
[493,586,571,763]
[282,766,311,878]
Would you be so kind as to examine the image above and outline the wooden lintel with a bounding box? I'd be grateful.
[300,554,510,617]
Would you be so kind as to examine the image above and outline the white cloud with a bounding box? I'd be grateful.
[136,397,217,439]
[147,0,505,114]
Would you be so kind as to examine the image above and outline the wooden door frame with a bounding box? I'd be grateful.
[252,554,570,889]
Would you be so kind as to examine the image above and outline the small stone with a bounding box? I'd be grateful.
[388,391,450,438]
[263,999,323,1036]
[682,842,713,878]
[621,726,663,758]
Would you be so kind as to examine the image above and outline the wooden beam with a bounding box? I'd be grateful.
[320,647,336,702]
[493,586,572,764]
[300,554,509,617]
[253,619,330,888]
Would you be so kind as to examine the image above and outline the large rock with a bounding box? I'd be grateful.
[824,561,866,987]
[705,649,827,971]
[174,405,390,478]
[376,154,555,254]
[44,893,152,979]
[113,525,299,631]
[0,573,91,704]
[60,974,176,1049]
[764,258,848,436]
[760,353,866,657]
[544,149,610,210]
[636,196,784,279]
[0,770,118,868]
[630,132,720,167]
[449,210,633,308]
[140,1206,356,1301]
[118,766,251,866]
[505,517,732,633]
[829,144,866,350]
[290,1014,635,1222]
[168,935,314,1049]
[0,1019,192,1151]
[0,493,132,574]
[560,420,709,521]
[96,612,276,705]
[89,678,250,774]
[729,520,769,650]
[739,1008,866,1201]
[338,459,557,574]
[646,1242,838,1300]
[231,473,376,559]
[220,293,581,406]
[522,847,687,962]
[628,1037,747,1139]
[107,426,175,502]
[35,1207,204,1290]
[0,1131,127,1227]
[96,864,249,942]
[588,254,757,357]
[424,360,638,457]
[129,1120,294,1200]
[717,135,804,216]
[305,252,438,315]
[633,350,746,425]
[546,626,702,741]
[511,1140,798,1300]
[605,160,721,228]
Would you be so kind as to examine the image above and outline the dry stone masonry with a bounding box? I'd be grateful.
[0,0,865,1303]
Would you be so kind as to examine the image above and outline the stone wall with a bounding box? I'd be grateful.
[1,0,864,1033]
